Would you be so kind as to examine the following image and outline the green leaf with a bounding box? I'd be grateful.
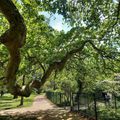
[23,0,31,5]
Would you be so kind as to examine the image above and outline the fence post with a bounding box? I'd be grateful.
[60,93,62,105]
[72,93,74,111]
[114,95,117,110]
[93,93,98,120]
[53,92,54,103]
[63,93,66,109]
[70,92,73,111]
[77,93,80,111]
[56,92,57,104]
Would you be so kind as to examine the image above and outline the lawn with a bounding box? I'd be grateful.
[0,93,37,110]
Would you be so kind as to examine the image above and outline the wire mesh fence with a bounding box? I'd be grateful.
[46,91,120,120]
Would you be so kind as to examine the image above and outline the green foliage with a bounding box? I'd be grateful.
[0,0,120,98]
[99,108,120,120]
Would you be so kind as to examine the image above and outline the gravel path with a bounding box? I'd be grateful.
[0,95,91,120]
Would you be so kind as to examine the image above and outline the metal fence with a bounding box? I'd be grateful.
[46,91,120,120]
[46,92,71,107]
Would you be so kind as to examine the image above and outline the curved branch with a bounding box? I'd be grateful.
[0,0,26,96]
[26,52,46,75]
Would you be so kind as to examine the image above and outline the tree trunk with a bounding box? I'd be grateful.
[0,91,4,97]
[19,75,26,106]
[0,0,26,96]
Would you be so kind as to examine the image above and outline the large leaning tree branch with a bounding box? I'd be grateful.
[0,0,26,96]
[9,39,89,97]
[29,40,89,91]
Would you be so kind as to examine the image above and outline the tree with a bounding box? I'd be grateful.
[0,0,120,97]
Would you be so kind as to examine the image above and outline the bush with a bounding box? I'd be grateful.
[99,108,120,120]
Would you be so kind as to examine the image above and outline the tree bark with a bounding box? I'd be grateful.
[0,0,26,96]
[19,75,25,106]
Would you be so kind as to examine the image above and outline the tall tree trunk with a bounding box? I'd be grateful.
[0,0,26,96]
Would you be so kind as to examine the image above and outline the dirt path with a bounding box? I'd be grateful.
[0,95,57,115]
[0,95,90,120]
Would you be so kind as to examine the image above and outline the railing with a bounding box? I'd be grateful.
[46,91,120,120]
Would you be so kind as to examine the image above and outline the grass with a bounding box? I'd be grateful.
[0,93,37,110]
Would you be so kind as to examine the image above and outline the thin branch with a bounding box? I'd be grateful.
[26,52,46,75]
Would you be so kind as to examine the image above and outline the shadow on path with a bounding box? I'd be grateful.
[0,95,94,120]
[0,109,90,120]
